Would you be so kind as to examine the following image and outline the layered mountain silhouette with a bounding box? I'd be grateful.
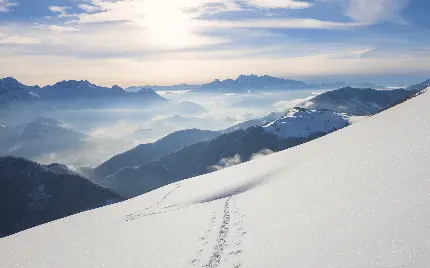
[91,83,423,198]
[0,78,166,108]
[94,108,349,198]
[94,128,220,179]
[199,74,385,92]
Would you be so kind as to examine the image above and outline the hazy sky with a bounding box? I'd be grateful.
[0,0,429,86]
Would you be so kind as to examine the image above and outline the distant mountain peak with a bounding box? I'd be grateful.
[111,85,124,91]
[0,77,29,89]
[201,74,306,92]
[51,80,96,89]
[1,77,20,84]
[138,87,156,94]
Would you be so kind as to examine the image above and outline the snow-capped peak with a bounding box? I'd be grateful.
[264,107,350,138]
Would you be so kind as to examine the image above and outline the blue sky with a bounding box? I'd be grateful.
[0,0,429,86]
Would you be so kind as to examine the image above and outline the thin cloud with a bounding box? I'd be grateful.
[245,0,312,9]
[78,4,101,13]
[48,5,75,18]
[322,0,410,24]
[202,18,367,29]
[32,24,79,33]
[0,0,16,12]
[351,47,375,58]
[346,0,409,23]
[0,35,41,45]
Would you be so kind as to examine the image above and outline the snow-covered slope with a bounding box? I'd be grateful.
[263,107,350,138]
[1,89,430,267]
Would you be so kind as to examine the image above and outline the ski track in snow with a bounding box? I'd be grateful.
[124,183,181,221]
[190,197,246,268]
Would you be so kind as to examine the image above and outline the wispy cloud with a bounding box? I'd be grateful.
[204,18,366,29]
[324,0,410,24]
[0,35,40,45]
[245,0,312,9]
[32,24,79,33]
[78,4,101,13]
[0,0,17,12]
[350,47,375,57]
[48,5,75,18]
[0,0,426,85]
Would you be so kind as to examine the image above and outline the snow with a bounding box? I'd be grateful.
[1,88,430,267]
[263,107,350,138]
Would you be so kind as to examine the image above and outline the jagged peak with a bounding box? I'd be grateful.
[50,80,96,88]
[111,85,124,91]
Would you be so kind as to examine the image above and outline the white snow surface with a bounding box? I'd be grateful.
[1,89,430,267]
[264,107,350,138]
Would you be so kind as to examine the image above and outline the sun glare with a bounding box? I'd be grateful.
[137,0,197,49]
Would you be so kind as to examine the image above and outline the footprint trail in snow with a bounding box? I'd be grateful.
[190,197,246,268]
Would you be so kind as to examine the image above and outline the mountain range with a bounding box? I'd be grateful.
[92,108,351,198]
[124,75,387,93]
[200,74,385,92]
[0,80,425,237]
[0,78,166,107]
[90,84,421,198]
[1,82,428,268]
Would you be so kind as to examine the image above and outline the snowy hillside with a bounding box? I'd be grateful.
[1,88,429,267]
[263,107,350,138]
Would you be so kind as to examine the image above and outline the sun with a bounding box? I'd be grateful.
[137,0,197,49]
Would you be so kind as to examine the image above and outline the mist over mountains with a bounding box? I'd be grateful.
[0,76,426,238]
[87,84,421,198]
[0,77,166,108]
[126,74,385,93]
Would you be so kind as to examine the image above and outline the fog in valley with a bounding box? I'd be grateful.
[0,88,325,169]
